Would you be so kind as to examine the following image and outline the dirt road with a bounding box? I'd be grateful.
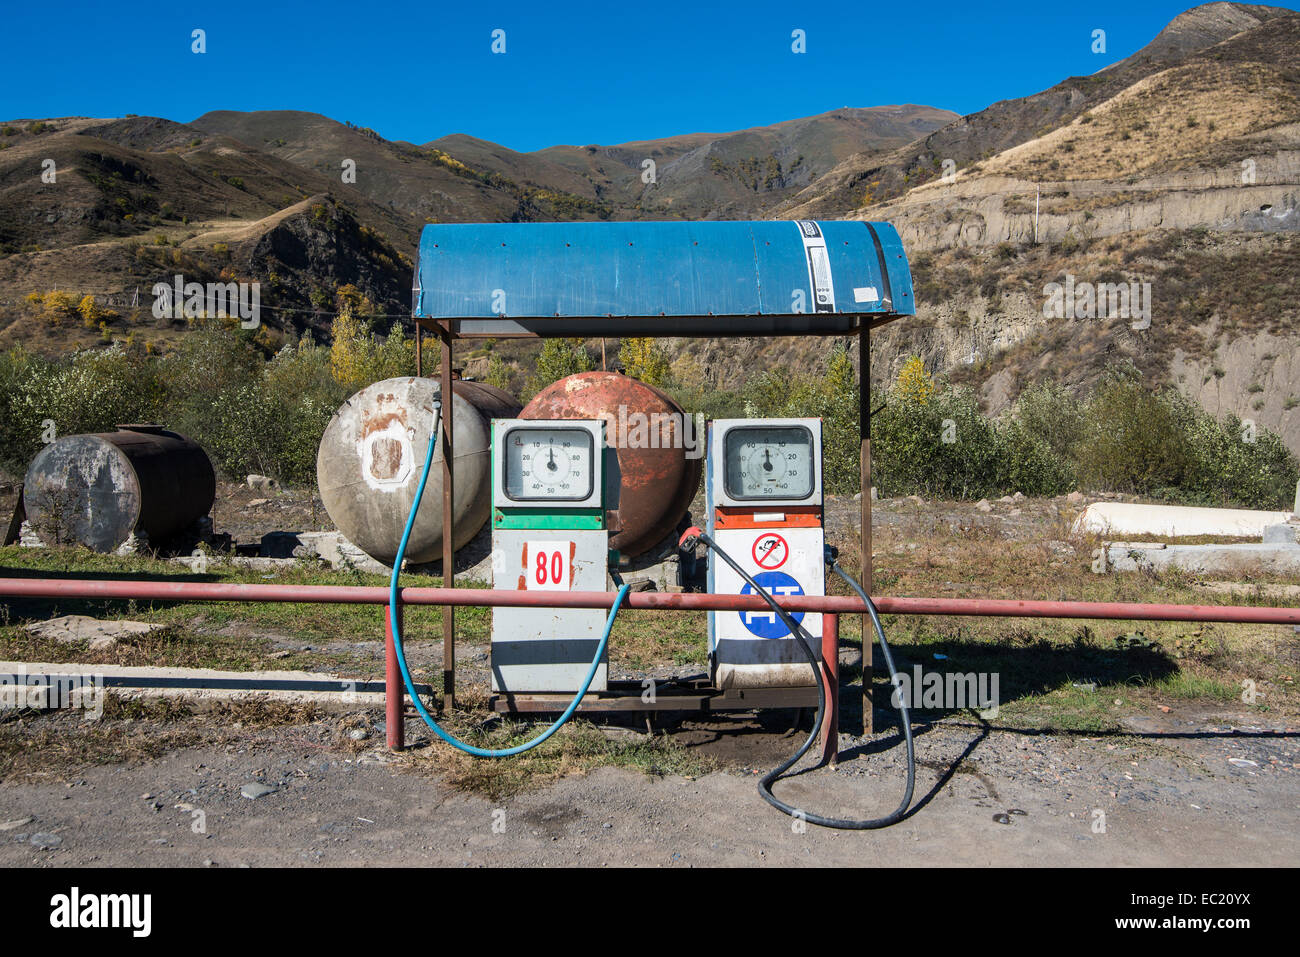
[2,701,1294,867]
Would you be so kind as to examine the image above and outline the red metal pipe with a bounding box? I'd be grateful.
[1,577,1296,625]
[819,614,839,768]
[385,602,403,751]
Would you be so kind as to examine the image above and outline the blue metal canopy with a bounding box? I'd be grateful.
[413,220,914,337]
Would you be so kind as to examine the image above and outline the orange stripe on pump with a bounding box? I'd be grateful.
[714,506,822,529]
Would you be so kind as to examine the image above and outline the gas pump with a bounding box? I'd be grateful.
[705,418,825,690]
[690,416,918,829]
[489,418,612,693]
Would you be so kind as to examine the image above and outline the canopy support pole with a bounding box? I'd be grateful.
[440,323,455,710]
[859,326,872,735]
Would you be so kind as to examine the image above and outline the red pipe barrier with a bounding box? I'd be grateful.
[819,614,839,767]
[385,601,403,751]
[1,578,1297,625]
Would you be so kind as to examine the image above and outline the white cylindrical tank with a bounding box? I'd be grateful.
[316,377,520,566]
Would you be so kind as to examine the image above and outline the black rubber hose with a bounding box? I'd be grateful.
[684,528,915,829]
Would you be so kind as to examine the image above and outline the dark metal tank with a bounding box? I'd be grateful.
[22,425,216,551]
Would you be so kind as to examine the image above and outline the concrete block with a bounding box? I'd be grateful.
[1262,523,1300,545]
[1102,541,1300,576]
[1074,502,1292,538]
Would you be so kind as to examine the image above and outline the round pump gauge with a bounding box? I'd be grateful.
[503,426,595,501]
[724,425,815,500]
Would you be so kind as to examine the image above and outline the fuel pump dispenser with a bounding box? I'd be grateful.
[688,415,918,829]
[489,418,612,694]
[706,418,826,691]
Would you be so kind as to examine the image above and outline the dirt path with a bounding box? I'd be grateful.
[2,703,1294,867]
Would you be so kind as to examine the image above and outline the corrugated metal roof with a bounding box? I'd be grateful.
[413,220,913,337]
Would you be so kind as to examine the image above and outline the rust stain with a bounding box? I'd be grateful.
[569,540,577,586]
[367,437,403,481]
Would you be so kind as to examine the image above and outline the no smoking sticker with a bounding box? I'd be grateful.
[752,533,789,570]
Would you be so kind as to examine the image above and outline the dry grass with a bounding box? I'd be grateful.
[987,61,1299,181]
[836,505,1300,732]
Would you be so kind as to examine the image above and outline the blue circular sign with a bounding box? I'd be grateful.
[739,571,805,638]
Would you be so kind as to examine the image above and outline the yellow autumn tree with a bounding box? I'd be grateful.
[895,355,935,405]
[330,305,415,392]
[618,337,671,386]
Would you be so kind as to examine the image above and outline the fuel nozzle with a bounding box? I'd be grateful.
[678,525,704,551]
[823,544,839,566]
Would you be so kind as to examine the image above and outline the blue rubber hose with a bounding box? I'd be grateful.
[387,404,630,757]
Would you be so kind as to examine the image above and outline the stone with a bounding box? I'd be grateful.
[0,817,33,831]
[240,782,277,800]
[24,615,166,646]
[1066,491,1085,505]
[1011,491,1026,502]
[348,728,370,741]
[246,474,279,492]
[30,832,62,849]
[975,499,993,512]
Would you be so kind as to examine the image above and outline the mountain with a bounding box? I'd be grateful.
[778,2,1298,219]
[519,105,957,218]
[0,104,953,354]
[757,2,1300,455]
[1,2,1298,458]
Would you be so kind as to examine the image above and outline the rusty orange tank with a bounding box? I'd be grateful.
[522,371,702,559]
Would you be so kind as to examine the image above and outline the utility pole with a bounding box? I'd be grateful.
[1034,185,1040,244]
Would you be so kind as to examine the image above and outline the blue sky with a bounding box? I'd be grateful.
[5,1,1296,152]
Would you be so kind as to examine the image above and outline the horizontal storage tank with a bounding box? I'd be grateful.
[23,425,215,551]
[317,377,520,566]
[522,371,702,558]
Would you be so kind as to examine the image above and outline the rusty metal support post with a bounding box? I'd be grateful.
[440,325,455,710]
[859,327,872,735]
[385,600,404,751]
[818,613,839,767]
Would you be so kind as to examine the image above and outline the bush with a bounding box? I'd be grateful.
[328,309,415,392]
[531,338,593,394]
[1074,368,1195,493]
[873,385,1002,499]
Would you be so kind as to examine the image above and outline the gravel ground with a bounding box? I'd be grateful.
[2,483,1296,866]
[0,697,1295,867]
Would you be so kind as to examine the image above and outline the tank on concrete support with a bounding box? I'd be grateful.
[521,371,702,559]
[23,425,216,551]
[316,377,520,567]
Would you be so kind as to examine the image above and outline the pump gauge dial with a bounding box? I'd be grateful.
[724,425,815,501]
[503,427,595,501]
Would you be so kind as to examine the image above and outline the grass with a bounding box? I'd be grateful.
[829,502,1300,734]
[2,497,1296,789]
[0,544,489,677]
[0,693,323,783]
[404,691,717,799]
